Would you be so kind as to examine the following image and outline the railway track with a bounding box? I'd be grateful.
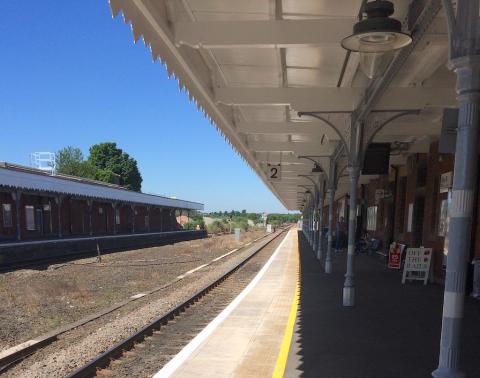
[0,230,206,272]
[66,227,289,378]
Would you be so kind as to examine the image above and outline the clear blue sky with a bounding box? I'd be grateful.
[0,1,289,213]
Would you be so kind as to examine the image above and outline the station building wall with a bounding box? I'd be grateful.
[325,140,473,283]
[0,190,184,242]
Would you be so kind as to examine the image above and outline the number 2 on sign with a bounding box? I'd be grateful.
[268,165,281,181]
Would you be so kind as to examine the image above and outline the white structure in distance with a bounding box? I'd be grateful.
[30,152,56,173]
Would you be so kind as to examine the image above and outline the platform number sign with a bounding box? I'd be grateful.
[268,164,282,181]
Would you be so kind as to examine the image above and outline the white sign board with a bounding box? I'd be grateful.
[266,224,273,233]
[267,164,281,181]
[402,247,433,285]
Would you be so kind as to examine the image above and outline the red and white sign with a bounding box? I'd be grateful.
[388,242,405,269]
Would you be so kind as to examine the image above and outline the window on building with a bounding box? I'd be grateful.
[367,206,377,231]
[98,207,103,214]
[2,204,13,228]
[25,205,35,231]
[145,215,149,228]
[115,208,121,225]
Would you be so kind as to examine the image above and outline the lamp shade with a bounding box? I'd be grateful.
[341,1,412,53]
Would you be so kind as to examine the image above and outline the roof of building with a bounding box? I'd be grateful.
[0,162,203,210]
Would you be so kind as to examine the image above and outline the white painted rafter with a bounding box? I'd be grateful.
[216,87,456,111]
[174,19,355,48]
[237,121,338,139]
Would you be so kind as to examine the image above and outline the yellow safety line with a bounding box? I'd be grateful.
[272,276,300,378]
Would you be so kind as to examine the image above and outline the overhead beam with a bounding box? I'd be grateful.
[216,87,456,112]
[217,87,359,111]
[376,122,441,137]
[249,141,334,155]
[175,19,354,48]
[239,120,440,139]
[255,153,312,165]
[237,121,339,139]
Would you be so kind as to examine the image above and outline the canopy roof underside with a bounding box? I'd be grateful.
[109,0,454,210]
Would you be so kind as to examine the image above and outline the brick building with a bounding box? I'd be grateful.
[327,140,468,283]
[0,162,203,242]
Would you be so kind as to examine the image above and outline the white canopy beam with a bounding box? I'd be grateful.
[216,87,456,111]
[237,121,339,139]
[248,141,334,155]
[174,19,355,48]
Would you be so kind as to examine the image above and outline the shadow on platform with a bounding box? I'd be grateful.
[286,231,480,378]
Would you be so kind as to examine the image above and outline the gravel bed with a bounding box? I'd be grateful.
[3,230,284,378]
[0,230,265,351]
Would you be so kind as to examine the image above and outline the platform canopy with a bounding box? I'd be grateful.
[109,0,454,210]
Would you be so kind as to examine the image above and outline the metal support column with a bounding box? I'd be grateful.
[311,199,315,246]
[56,195,63,238]
[147,206,151,232]
[88,200,93,236]
[343,166,360,306]
[112,202,117,235]
[433,56,480,378]
[433,2,480,376]
[131,205,136,233]
[14,191,22,241]
[325,186,335,273]
[343,121,363,307]
[317,186,325,261]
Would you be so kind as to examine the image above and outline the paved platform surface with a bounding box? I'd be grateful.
[285,232,480,378]
[159,229,299,378]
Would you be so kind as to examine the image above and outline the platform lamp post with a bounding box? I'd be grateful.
[325,157,340,273]
[299,187,314,245]
[298,194,307,235]
[298,156,328,260]
[297,0,414,307]
[299,177,320,256]
[299,170,325,260]
[432,2,480,377]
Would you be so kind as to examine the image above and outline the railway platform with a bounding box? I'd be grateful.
[154,228,299,378]
[153,229,480,378]
[284,233,480,378]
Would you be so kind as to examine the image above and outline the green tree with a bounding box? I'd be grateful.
[56,146,98,179]
[88,142,142,191]
[56,146,84,176]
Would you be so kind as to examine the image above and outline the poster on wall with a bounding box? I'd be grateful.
[439,191,452,266]
[438,198,450,237]
[388,242,406,269]
[440,172,453,193]
[407,203,414,232]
